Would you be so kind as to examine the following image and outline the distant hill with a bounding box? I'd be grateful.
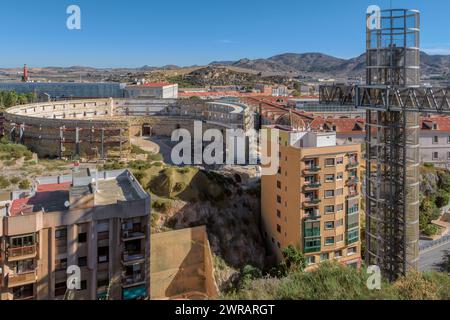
[215,51,450,79]
[1,51,449,83]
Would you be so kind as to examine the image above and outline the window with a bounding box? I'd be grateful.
[10,259,35,274]
[325,221,334,230]
[336,234,344,243]
[325,158,335,166]
[336,219,344,227]
[433,123,438,130]
[277,195,281,204]
[334,250,343,258]
[11,234,36,248]
[347,229,359,244]
[277,225,281,233]
[348,204,359,214]
[336,188,343,196]
[347,247,357,255]
[325,190,334,198]
[325,174,334,183]
[78,233,87,243]
[277,181,281,189]
[98,247,109,263]
[336,157,344,165]
[55,282,67,297]
[320,253,329,261]
[55,258,67,272]
[78,256,87,267]
[448,136,450,144]
[336,172,343,181]
[433,152,439,160]
[55,229,67,240]
[336,204,344,212]
[433,136,439,144]
[277,242,281,249]
[325,205,334,214]
[80,280,87,291]
[97,278,109,288]
[325,237,335,246]
[306,256,316,265]
[277,210,281,218]
[447,152,450,160]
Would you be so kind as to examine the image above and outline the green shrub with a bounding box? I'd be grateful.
[18,179,31,190]
[9,176,20,185]
[423,224,439,236]
[129,160,152,171]
[0,176,11,189]
[152,199,172,213]
[435,190,450,208]
[173,182,186,193]
[424,162,435,168]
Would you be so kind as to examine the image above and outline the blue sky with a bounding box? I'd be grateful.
[1,0,449,68]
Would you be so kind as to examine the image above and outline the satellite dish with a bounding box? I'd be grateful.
[64,201,70,208]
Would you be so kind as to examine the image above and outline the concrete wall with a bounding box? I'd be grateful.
[150,226,218,300]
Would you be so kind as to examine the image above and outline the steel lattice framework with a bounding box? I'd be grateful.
[319,9,450,281]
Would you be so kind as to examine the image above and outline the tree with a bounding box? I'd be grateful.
[435,190,449,208]
[282,245,307,272]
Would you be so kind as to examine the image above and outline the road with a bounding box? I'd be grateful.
[419,241,450,272]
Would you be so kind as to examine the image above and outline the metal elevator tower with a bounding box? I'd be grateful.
[363,9,420,281]
[319,8,450,281]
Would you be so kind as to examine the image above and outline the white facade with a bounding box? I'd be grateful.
[124,84,178,99]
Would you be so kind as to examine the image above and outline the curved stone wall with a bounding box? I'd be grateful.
[4,98,250,159]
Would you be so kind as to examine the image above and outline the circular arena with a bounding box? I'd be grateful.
[3,98,253,159]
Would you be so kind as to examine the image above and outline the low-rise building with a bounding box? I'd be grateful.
[0,169,150,300]
[124,83,178,99]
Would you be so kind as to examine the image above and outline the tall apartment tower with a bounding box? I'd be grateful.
[0,169,150,300]
[261,125,362,268]
[364,9,421,280]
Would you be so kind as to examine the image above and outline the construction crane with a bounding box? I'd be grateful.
[319,9,450,281]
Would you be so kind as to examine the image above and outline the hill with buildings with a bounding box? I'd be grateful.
[1,52,449,84]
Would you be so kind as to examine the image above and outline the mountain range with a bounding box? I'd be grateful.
[210,51,450,78]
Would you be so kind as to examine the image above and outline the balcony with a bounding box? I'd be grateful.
[122,252,145,265]
[346,162,359,170]
[346,193,360,200]
[7,245,37,261]
[7,270,37,288]
[303,199,321,207]
[122,230,146,242]
[122,274,146,288]
[304,214,321,221]
[303,166,321,174]
[346,177,359,186]
[303,182,321,191]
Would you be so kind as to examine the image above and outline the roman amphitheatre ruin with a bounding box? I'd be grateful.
[3,98,253,159]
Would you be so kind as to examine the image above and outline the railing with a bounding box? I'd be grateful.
[303,183,321,190]
[7,270,37,287]
[122,274,145,287]
[346,162,359,170]
[347,177,359,185]
[122,252,145,263]
[346,193,360,200]
[419,234,450,252]
[303,166,321,173]
[304,199,321,206]
[7,245,37,259]
[122,230,145,241]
